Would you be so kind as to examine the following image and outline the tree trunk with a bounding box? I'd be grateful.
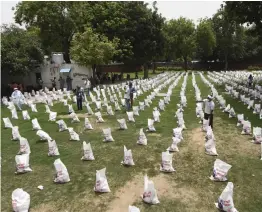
[143,64,149,79]
[183,56,188,71]
[63,40,71,64]
[92,64,97,77]
[225,54,228,70]
[152,61,156,74]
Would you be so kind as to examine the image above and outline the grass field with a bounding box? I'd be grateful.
[1,71,262,212]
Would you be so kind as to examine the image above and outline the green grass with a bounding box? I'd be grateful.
[1,71,262,212]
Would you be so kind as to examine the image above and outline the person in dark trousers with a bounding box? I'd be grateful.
[197,95,215,129]
[129,82,135,108]
[248,74,253,88]
[51,77,56,90]
[66,76,72,91]
[58,76,65,90]
[76,86,84,110]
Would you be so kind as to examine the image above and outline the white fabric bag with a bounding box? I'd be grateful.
[15,154,32,173]
[103,128,114,142]
[153,110,160,122]
[133,106,139,116]
[127,111,135,122]
[68,127,80,141]
[139,102,145,111]
[118,119,128,130]
[95,101,102,110]
[252,127,262,144]
[56,120,68,132]
[121,99,126,107]
[86,103,94,115]
[128,205,140,212]
[49,111,57,121]
[215,182,238,212]
[202,119,209,132]
[12,188,30,212]
[12,126,21,141]
[253,104,261,114]
[45,105,51,113]
[53,158,70,183]
[18,137,31,154]
[137,128,147,145]
[247,100,254,109]
[22,110,30,120]
[12,108,18,119]
[210,159,232,181]
[236,114,244,127]
[205,138,218,156]
[228,108,236,118]
[173,128,183,140]
[63,99,68,106]
[95,112,105,123]
[48,140,60,156]
[32,118,41,130]
[3,117,13,128]
[81,141,95,160]
[241,121,252,135]
[147,119,156,132]
[121,145,135,166]
[205,126,215,141]
[94,168,111,192]
[84,117,93,130]
[167,137,181,152]
[114,101,121,111]
[142,175,160,204]
[68,104,74,114]
[160,151,175,172]
[73,96,77,103]
[107,105,114,116]
[36,130,52,141]
[30,104,38,112]
[69,112,80,123]
[223,104,231,113]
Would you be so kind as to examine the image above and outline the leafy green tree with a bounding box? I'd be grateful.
[164,17,196,71]
[1,24,44,75]
[196,19,216,61]
[14,1,92,63]
[70,27,118,76]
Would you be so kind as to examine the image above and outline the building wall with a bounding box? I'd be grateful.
[2,63,93,90]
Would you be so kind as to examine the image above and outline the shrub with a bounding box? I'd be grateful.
[247,66,261,71]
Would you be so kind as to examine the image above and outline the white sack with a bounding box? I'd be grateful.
[53,158,70,183]
[128,205,140,212]
[103,128,114,142]
[95,112,105,123]
[205,138,218,156]
[142,175,160,204]
[18,137,31,154]
[137,128,147,145]
[127,111,135,122]
[69,112,80,123]
[210,159,232,181]
[236,114,244,127]
[173,128,183,140]
[215,182,238,212]
[12,188,30,212]
[121,145,135,166]
[68,104,74,114]
[45,105,51,113]
[153,110,160,122]
[160,151,175,172]
[81,141,95,160]
[114,101,121,111]
[12,108,18,119]
[94,168,110,192]
[15,154,32,173]
[30,104,38,112]
[12,126,21,141]
[84,118,93,130]
[68,127,80,141]
[86,103,94,115]
[48,140,60,156]
[56,120,68,132]
[202,119,209,132]
[118,118,127,130]
[139,102,145,111]
[3,117,13,128]
[22,110,30,120]
[241,121,252,135]
[49,112,57,121]
[107,105,114,116]
[147,119,156,132]
[252,127,262,144]
[167,137,181,152]
[36,130,52,141]
[133,106,139,116]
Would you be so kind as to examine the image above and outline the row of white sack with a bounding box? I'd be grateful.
[11,164,239,212]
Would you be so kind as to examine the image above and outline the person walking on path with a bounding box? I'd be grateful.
[197,95,215,129]
[76,86,84,110]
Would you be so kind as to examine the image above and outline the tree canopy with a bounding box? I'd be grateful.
[1,24,44,75]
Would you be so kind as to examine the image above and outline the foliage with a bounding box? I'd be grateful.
[14,1,93,63]
[163,17,196,70]
[196,18,216,61]
[1,24,44,75]
[70,27,118,70]
[247,66,261,71]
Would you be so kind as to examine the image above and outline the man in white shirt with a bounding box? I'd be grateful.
[11,88,25,110]
[84,78,91,95]
[203,95,215,129]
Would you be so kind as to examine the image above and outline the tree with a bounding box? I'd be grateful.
[1,24,44,75]
[225,1,262,42]
[196,19,216,61]
[70,27,118,77]
[14,1,93,63]
[164,17,196,71]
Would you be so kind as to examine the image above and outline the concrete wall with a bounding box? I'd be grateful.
[2,62,92,90]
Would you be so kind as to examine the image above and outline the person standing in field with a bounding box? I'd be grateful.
[124,83,131,111]
[11,88,25,111]
[76,86,84,110]
[129,82,135,108]
[58,76,65,90]
[248,74,253,88]
[84,78,91,96]
[203,95,215,129]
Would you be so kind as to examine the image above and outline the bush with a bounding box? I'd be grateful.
[247,66,261,71]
